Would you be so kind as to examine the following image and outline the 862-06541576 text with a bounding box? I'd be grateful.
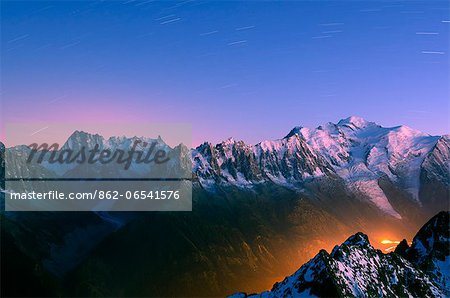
[8,190,181,200]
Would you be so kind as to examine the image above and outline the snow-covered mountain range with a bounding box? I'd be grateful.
[5,116,449,218]
[230,211,450,298]
[193,116,449,218]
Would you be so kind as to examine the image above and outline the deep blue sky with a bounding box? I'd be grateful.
[2,1,449,145]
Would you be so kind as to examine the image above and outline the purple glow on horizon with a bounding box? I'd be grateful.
[1,1,448,146]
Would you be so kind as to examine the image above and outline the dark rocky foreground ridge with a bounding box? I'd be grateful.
[230,211,450,298]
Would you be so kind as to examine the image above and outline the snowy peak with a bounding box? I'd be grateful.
[284,126,303,139]
[337,116,376,130]
[397,211,450,295]
[62,130,105,151]
[230,212,449,298]
[340,232,371,248]
[220,137,238,146]
[61,131,168,152]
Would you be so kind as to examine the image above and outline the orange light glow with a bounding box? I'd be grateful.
[380,239,402,252]
[380,239,400,245]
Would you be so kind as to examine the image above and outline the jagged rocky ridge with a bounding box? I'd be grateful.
[6,116,448,218]
[230,211,450,298]
[193,116,448,218]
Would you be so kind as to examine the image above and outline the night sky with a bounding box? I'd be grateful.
[2,1,449,146]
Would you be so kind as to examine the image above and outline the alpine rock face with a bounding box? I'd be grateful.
[396,211,450,295]
[230,211,450,298]
[192,116,448,219]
